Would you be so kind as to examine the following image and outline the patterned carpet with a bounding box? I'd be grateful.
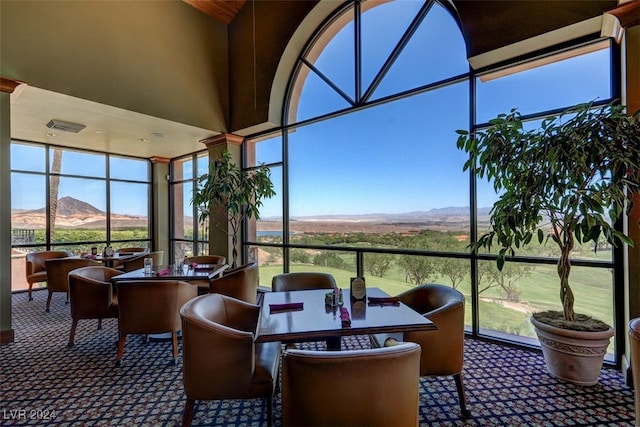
[0,289,636,426]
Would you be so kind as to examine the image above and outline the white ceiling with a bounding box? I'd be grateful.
[9,85,218,159]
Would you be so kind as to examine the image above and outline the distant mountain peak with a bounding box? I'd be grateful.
[54,196,104,216]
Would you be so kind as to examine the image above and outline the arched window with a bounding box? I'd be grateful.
[245,0,618,359]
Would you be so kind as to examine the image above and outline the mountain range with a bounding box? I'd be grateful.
[11,196,489,231]
[11,196,149,229]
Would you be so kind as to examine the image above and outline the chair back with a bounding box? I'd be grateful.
[117,280,196,335]
[209,262,258,303]
[400,283,465,376]
[271,272,337,292]
[281,343,421,427]
[629,318,640,424]
[180,293,261,400]
[25,250,71,279]
[68,266,122,319]
[188,255,226,265]
[45,257,100,293]
[116,247,148,254]
[122,250,164,272]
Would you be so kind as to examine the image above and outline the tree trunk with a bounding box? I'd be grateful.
[558,231,575,321]
[49,148,63,242]
[231,233,238,269]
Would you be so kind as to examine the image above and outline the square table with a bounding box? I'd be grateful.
[111,263,228,282]
[84,253,140,268]
[256,287,436,350]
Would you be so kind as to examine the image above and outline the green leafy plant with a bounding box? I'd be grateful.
[192,149,275,268]
[456,102,640,325]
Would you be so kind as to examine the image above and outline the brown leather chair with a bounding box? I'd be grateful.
[187,255,227,295]
[281,342,421,426]
[629,318,640,425]
[187,255,226,265]
[116,247,148,254]
[121,250,164,272]
[116,279,197,365]
[209,262,258,303]
[370,283,471,418]
[271,272,337,292]
[113,247,148,269]
[25,250,71,301]
[44,257,100,312]
[67,266,122,347]
[180,293,281,427]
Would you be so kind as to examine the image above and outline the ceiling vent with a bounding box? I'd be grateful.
[46,119,86,133]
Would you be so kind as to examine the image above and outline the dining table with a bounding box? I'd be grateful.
[110,263,229,282]
[256,287,436,350]
[83,252,142,268]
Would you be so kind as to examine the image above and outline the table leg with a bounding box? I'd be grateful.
[326,336,341,351]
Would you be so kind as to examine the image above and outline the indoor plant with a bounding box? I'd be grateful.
[456,102,640,385]
[192,149,275,268]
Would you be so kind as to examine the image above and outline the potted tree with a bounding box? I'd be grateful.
[192,149,275,268]
[456,102,640,385]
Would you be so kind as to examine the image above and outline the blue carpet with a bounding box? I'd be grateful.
[0,289,635,426]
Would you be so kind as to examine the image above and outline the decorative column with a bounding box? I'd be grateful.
[150,156,170,261]
[602,0,640,384]
[200,133,244,264]
[1,77,22,345]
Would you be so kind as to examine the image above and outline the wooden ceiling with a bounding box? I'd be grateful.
[182,0,246,24]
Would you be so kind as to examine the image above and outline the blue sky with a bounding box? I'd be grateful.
[253,0,611,218]
[11,145,149,216]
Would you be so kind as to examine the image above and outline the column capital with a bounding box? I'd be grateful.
[150,156,170,164]
[200,133,244,148]
[0,77,24,94]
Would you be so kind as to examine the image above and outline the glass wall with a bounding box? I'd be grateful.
[10,141,151,291]
[170,152,209,263]
[243,0,618,357]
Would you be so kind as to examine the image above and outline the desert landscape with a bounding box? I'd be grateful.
[12,196,489,235]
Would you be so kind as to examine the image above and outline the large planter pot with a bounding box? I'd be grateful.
[531,316,614,386]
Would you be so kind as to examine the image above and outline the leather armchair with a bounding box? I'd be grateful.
[370,283,471,418]
[67,266,122,347]
[116,279,197,365]
[187,255,226,265]
[629,318,640,425]
[44,257,100,312]
[116,247,148,254]
[113,247,148,269]
[180,293,281,427]
[121,250,164,272]
[187,255,227,295]
[281,342,421,426]
[25,250,71,301]
[209,262,258,303]
[271,272,337,292]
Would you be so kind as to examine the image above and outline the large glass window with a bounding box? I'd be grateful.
[243,0,619,359]
[10,141,151,292]
[170,152,209,263]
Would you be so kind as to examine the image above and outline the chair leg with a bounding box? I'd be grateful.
[453,373,471,419]
[97,319,103,330]
[116,334,127,366]
[326,336,341,350]
[182,398,195,427]
[172,332,178,365]
[266,393,274,427]
[28,283,34,301]
[65,291,69,305]
[68,318,78,348]
[46,292,53,313]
